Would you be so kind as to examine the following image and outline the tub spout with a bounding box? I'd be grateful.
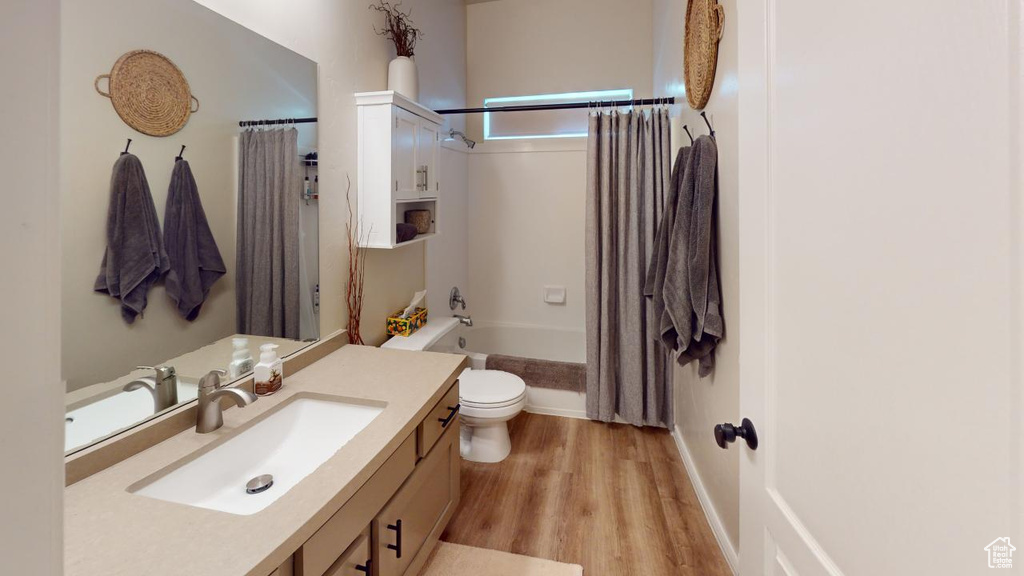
[454,314,473,327]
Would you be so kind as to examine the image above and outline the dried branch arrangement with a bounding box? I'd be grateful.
[369,1,423,58]
[346,174,370,345]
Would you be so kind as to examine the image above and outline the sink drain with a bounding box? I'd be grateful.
[246,474,274,494]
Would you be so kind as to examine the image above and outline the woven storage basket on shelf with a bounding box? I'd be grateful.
[683,0,725,110]
[95,50,199,137]
[405,209,432,234]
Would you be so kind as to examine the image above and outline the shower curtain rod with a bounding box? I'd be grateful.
[434,97,676,115]
[238,117,318,127]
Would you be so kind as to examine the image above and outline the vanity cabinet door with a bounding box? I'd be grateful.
[324,528,371,576]
[297,434,417,576]
[373,424,459,576]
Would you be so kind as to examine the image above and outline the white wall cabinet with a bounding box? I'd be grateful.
[356,91,442,249]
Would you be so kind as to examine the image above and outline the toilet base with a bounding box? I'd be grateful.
[460,420,512,463]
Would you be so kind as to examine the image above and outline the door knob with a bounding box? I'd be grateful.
[714,418,758,450]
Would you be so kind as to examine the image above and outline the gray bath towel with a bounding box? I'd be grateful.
[645,145,691,344]
[94,153,170,324]
[164,160,226,321]
[645,136,723,376]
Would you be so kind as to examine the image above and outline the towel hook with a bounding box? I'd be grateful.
[175,145,186,162]
[120,138,132,156]
[683,125,695,145]
[701,111,715,138]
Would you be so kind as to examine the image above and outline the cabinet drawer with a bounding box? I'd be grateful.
[417,382,459,458]
[297,433,416,576]
[324,527,371,576]
[374,424,458,576]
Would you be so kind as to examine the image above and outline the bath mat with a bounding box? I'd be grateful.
[486,354,585,393]
[422,542,584,576]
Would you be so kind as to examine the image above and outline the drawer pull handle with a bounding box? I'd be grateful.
[438,404,461,428]
[387,519,403,558]
[355,559,371,574]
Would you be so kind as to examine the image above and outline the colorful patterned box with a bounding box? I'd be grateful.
[386,307,428,337]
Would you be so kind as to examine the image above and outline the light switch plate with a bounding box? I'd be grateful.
[543,285,566,305]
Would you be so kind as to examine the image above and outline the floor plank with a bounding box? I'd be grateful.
[441,412,732,576]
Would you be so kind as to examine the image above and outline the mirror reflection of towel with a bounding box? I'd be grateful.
[94,153,169,324]
[164,160,226,321]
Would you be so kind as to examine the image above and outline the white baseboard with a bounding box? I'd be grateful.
[671,426,739,575]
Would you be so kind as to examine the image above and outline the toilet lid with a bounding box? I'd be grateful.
[459,370,526,406]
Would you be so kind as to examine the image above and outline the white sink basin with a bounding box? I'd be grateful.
[131,395,384,515]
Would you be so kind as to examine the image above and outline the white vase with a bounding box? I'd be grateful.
[388,56,419,101]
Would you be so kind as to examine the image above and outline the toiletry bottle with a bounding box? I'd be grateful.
[254,343,283,396]
[304,176,312,200]
[313,175,319,199]
[229,337,254,378]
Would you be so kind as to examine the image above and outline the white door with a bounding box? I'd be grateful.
[417,119,440,198]
[393,107,420,201]
[736,1,1021,575]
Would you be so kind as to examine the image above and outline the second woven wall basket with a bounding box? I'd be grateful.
[683,0,725,110]
[95,49,199,137]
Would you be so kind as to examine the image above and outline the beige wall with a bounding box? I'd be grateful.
[465,0,652,333]
[192,0,467,347]
[0,0,64,572]
[466,0,654,140]
[60,0,318,390]
[653,0,740,558]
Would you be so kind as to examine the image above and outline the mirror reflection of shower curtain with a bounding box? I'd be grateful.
[236,128,300,339]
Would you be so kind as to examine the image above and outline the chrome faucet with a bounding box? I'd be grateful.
[196,369,258,434]
[454,314,473,327]
[124,365,179,413]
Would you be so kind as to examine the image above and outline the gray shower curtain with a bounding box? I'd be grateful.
[585,109,673,427]
[236,128,301,339]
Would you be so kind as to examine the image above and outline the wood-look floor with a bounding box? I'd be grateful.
[441,412,732,576]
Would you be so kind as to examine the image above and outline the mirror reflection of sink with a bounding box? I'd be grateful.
[130,395,384,516]
[64,378,200,452]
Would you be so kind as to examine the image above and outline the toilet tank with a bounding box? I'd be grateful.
[380,317,460,352]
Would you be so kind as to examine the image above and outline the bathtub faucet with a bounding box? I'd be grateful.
[449,287,467,310]
[454,314,473,327]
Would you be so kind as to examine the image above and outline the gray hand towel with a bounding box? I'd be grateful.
[644,136,723,376]
[94,153,170,324]
[164,160,226,321]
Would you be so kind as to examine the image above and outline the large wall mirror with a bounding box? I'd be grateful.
[61,0,320,455]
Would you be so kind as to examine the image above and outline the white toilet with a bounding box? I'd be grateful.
[457,368,526,463]
[381,317,526,463]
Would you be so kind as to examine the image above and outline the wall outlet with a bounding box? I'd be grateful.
[543,285,566,305]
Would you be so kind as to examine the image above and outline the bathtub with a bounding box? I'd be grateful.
[430,321,588,418]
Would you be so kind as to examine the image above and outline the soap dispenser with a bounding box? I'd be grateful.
[228,337,254,378]
[254,343,283,396]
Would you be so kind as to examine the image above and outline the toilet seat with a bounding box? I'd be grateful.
[459,369,526,408]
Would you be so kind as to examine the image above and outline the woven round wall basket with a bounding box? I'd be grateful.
[683,0,725,110]
[94,50,199,137]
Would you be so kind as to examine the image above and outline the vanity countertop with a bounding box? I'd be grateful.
[64,345,467,576]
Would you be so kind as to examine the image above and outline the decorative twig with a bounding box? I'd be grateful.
[369,1,423,58]
[346,174,371,345]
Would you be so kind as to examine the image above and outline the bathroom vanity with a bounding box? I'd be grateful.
[65,345,466,576]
